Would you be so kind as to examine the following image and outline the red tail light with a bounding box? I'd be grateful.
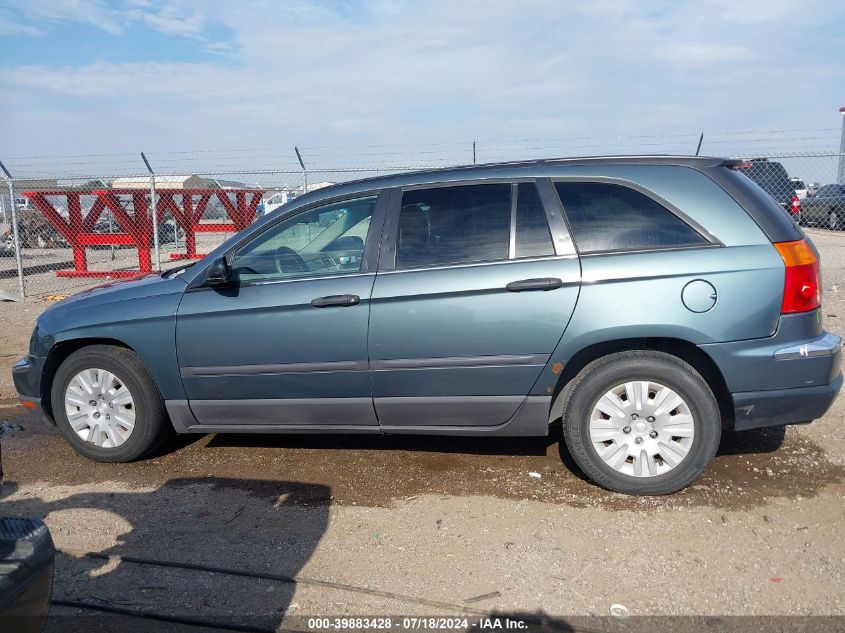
[790,194,801,216]
[774,240,820,314]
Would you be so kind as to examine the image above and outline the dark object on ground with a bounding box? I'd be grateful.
[0,517,55,632]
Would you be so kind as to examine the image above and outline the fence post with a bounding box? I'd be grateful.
[0,160,25,298]
[838,106,845,184]
[141,152,161,271]
[295,146,307,193]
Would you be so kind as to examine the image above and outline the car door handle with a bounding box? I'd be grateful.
[506,278,563,292]
[310,294,360,308]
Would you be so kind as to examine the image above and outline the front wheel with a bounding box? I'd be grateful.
[51,345,170,462]
[561,351,721,495]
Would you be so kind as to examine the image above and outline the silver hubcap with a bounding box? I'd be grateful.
[589,381,695,477]
[64,368,136,448]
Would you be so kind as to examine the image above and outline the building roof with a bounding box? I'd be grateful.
[11,178,60,192]
[110,175,212,189]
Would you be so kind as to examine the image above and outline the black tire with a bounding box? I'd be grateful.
[51,345,170,462]
[561,350,721,495]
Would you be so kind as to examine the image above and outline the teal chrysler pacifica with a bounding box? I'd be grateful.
[13,156,842,494]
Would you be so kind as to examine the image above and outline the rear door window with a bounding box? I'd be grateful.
[396,184,511,268]
[554,182,707,253]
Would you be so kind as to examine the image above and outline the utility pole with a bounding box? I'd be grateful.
[473,140,477,164]
[0,160,25,298]
[141,152,161,271]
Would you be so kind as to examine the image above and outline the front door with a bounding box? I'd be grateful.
[176,190,388,429]
[368,180,581,429]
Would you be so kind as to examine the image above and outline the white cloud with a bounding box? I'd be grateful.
[7,0,127,35]
[1,0,843,171]
[0,11,43,36]
[128,4,207,38]
[2,0,211,39]
[665,44,754,65]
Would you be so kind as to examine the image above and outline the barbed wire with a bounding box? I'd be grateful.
[5,126,839,158]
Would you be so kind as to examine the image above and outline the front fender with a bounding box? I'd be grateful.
[37,278,187,400]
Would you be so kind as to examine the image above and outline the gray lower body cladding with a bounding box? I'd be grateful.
[732,374,843,430]
[166,395,552,436]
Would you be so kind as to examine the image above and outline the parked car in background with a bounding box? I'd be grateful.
[799,184,845,230]
[790,177,809,200]
[262,190,290,216]
[738,158,801,221]
[12,156,843,495]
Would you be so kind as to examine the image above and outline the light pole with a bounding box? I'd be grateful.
[839,106,845,184]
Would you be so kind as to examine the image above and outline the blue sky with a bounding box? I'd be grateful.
[1,0,844,176]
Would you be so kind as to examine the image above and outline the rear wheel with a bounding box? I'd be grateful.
[829,208,843,231]
[51,345,170,462]
[561,351,721,495]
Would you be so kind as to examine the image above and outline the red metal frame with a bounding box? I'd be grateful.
[147,189,263,260]
[22,188,263,278]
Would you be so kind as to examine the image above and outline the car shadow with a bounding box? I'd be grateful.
[204,430,555,457]
[205,420,787,461]
[716,425,787,456]
[0,476,330,631]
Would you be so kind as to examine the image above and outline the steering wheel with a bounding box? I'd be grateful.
[274,246,309,274]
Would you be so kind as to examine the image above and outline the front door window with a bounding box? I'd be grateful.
[231,195,378,282]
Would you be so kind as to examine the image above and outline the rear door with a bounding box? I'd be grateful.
[368,179,581,429]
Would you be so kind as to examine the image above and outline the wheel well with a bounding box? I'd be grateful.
[550,337,733,428]
[40,338,133,420]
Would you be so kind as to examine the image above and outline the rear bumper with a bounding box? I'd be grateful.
[700,316,843,430]
[733,372,843,430]
[700,315,840,393]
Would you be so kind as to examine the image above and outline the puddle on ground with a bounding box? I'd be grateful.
[1,406,842,512]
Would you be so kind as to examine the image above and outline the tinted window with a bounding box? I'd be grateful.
[554,182,707,253]
[514,183,554,258]
[397,184,511,268]
[231,195,377,282]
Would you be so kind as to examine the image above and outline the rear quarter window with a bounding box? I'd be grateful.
[554,182,708,254]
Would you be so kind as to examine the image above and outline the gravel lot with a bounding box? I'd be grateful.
[1,229,844,631]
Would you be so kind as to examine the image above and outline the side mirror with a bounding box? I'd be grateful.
[205,256,231,287]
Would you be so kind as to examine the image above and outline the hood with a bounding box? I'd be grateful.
[43,271,187,315]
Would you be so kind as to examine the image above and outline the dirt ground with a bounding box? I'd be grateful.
[1,229,845,631]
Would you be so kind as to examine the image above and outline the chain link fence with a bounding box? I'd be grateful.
[2,142,844,300]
